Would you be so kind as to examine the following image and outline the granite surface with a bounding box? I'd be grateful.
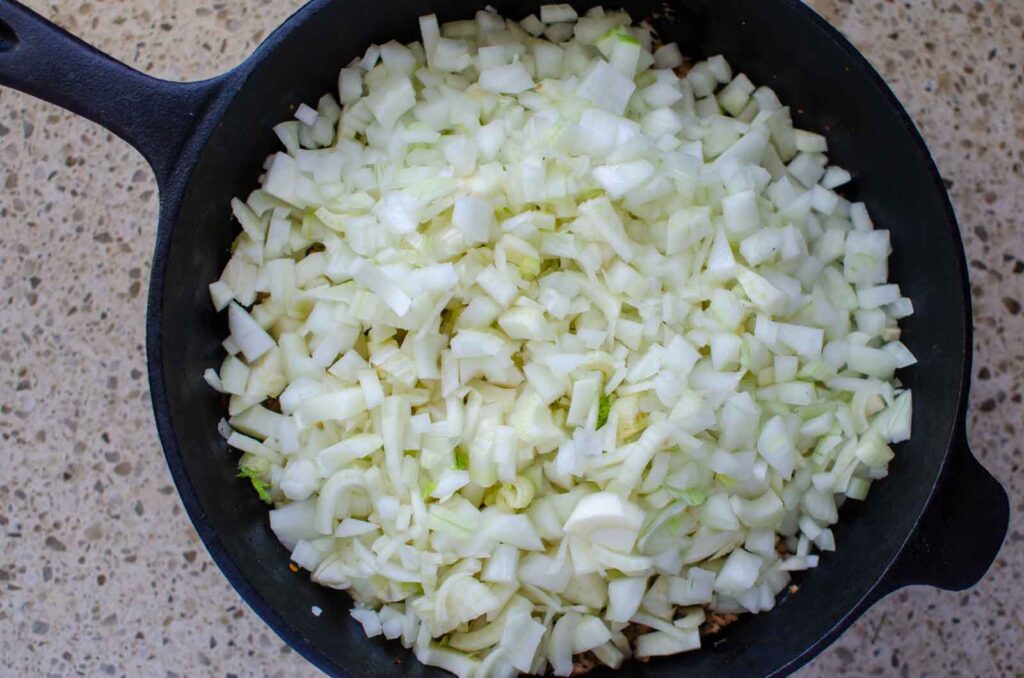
[0,1,1021,676]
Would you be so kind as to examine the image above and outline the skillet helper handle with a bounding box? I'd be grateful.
[880,426,1008,594]
[0,0,223,185]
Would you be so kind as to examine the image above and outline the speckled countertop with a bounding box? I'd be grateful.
[0,1,1021,676]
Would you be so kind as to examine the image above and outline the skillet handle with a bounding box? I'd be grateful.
[877,426,1008,595]
[0,0,228,187]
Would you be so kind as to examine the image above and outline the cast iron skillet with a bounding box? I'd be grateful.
[0,0,1010,675]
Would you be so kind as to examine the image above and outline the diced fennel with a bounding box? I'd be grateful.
[209,8,916,677]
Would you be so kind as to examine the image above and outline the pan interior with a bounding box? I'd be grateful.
[155,1,968,675]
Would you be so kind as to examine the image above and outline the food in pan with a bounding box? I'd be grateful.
[205,5,915,675]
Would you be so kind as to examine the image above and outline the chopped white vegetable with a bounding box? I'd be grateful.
[539,4,577,23]
[479,63,535,94]
[210,10,916,677]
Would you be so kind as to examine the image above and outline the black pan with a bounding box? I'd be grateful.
[0,0,1009,675]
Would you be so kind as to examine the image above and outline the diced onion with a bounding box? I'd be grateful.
[210,9,916,677]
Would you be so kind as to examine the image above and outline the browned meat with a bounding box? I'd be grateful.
[700,611,739,636]
[571,652,601,675]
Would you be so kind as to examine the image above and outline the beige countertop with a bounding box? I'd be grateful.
[1,1,1021,676]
